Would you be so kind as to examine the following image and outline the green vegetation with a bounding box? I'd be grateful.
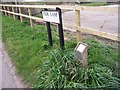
[80,2,108,6]
[2,16,120,88]
[24,2,45,5]
[35,14,43,18]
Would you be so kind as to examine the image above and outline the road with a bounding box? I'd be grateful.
[62,5,119,35]
[0,40,26,89]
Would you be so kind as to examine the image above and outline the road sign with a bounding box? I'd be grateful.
[42,11,60,24]
[42,8,65,50]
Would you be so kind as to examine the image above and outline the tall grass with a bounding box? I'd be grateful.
[2,16,120,89]
[35,48,120,88]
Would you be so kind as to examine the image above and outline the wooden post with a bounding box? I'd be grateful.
[3,6,7,16]
[7,6,10,17]
[28,8,33,28]
[2,6,5,15]
[18,7,23,22]
[15,0,20,20]
[12,7,16,20]
[75,9,81,43]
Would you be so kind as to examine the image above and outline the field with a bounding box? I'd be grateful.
[79,2,108,6]
[2,16,120,88]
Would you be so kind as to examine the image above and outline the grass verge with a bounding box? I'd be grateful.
[79,2,108,6]
[2,16,120,88]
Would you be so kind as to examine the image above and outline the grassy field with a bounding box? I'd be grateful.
[79,2,108,6]
[2,16,120,88]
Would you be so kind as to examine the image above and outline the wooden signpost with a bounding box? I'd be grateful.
[42,7,65,50]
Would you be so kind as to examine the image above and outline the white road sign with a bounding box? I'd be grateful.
[42,11,60,24]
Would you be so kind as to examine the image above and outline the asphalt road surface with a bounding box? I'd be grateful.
[62,5,119,35]
[0,40,26,89]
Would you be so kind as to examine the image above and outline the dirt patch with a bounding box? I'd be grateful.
[63,28,119,47]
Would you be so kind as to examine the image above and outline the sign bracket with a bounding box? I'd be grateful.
[42,8,65,50]
[44,8,53,46]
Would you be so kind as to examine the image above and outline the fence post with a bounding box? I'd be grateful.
[75,8,81,43]
[12,7,16,20]
[7,6,10,17]
[3,6,7,16]
[2,6,5,15]
[28,8,33,28]
[19,7,23,22]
